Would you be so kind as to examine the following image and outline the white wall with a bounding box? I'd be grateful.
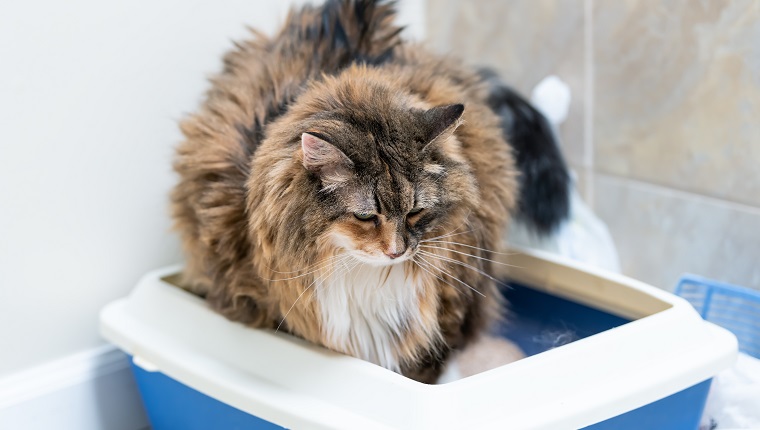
[0,0,424,382]
[0,0,290,380]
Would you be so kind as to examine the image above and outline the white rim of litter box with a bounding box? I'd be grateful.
[100,248,737,430]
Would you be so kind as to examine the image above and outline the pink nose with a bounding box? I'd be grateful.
[385,250,404,259]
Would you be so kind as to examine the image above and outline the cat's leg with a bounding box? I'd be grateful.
[206,285,277,329]
[398,339,451,384]
[436,356,463,384]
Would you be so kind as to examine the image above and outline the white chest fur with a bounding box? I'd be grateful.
[315,261,430,372]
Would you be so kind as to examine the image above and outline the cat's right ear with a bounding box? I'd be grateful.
[422,104,465,143]
[301,132,354,189]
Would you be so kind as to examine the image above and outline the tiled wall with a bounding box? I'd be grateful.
[427,0,760,291]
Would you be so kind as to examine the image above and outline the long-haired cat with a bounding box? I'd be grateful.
[172,0,569,383]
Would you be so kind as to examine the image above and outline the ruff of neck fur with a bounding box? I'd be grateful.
[315,259,439,372]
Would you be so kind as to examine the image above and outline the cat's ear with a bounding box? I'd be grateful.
[301,132,353,189]
[421,104,465,143]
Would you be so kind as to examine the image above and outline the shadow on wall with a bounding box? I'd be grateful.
[93,354,149,430]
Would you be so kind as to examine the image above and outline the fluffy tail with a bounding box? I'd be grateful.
[480,69,571,235]
[285,0,403,69]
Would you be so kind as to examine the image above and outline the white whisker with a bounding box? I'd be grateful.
[417,249,503,285]
[420,214,474,243]
[311,256,360,306]
[341,256,362,288]
[413,256,465,295]
[422,240,518,257]
[349,258,363,286]
[264,253,345,277]
[419,245,521,268]
[416,254,485,298]
[422,228,473,243]
[275,255,346,332]
[264,255,349,282]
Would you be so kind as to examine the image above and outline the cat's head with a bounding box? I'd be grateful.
[285,75,479,267]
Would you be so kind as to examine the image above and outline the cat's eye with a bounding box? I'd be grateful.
[354,212,377,221]
[407,207,424,217]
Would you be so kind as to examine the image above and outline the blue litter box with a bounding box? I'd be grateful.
[100,249,737,429]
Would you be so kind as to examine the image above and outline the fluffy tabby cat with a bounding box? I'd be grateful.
[172,0,569,383]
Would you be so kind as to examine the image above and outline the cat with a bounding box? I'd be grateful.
[171,0,569,383]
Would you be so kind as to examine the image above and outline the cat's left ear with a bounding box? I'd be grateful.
[301,132,354,189]
[421,103,465,144]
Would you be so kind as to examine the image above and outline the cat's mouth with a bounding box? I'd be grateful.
[350,249,414,266]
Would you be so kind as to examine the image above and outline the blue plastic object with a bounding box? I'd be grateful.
[581,379,711,430]
[131,361,286,430]
[130,282,711,430]
[498,282,629,356]
[676,274,760,359]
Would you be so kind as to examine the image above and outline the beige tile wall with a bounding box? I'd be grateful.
[427,0,760,291]
[427,0,588,176]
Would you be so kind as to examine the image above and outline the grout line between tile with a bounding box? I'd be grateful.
[583,0,595,209]
[595,172,760,217]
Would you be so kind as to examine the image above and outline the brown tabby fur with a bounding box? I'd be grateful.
[171,0,517,383]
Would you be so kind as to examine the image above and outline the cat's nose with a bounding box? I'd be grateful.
[384,231,407,259]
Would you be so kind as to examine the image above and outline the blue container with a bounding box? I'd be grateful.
[129,283,710,430]
[101,251,737,429]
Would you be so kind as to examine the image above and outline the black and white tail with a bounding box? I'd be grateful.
[480,69,571,235]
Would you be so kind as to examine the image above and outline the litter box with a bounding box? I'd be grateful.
[99,248,737,429]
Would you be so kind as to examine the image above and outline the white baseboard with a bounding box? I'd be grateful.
[0,345,149,430]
